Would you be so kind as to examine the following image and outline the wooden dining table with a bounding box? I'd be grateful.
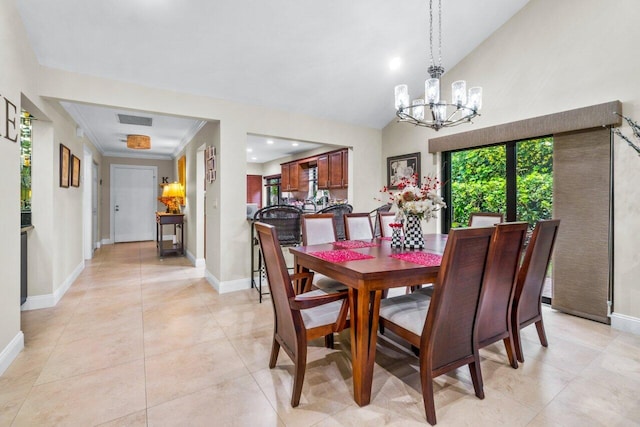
[289,234,448,406]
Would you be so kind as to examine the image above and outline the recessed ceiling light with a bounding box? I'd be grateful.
[251,156,257,160]
[292,142,299,147]
[246,148,253,152]
[266,140,274,145]
[389,57,402,71]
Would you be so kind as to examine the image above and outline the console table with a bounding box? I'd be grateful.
[156,212,184,256]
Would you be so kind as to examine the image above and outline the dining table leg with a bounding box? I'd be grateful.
[349,286,383,406]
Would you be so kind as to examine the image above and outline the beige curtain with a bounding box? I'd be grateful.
[552,128,611,323]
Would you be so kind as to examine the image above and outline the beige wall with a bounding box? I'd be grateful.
[100,156,174,242]
[36,69,382,288]
[0,0,103,372]
[382,0,640,322]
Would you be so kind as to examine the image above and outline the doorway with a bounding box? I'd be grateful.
[110,164,157,243]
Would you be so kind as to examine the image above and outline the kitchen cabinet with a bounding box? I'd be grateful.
[318,149,348,189]
[281,161,299,191]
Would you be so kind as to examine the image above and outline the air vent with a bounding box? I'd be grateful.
[117,114,153,127]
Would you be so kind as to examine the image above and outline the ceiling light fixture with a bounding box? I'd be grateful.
[267,140,274,145]
[394,0,482,131]
[389,57,402,71]
[292,142,299,147]
[126,134,151,149]
[247,148,253,152]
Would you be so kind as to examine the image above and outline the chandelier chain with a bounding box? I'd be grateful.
[429,0,434,67]
[437,0,442,66]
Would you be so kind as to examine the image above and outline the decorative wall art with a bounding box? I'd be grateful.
[178,155,186,198]
[71,154,81,187]
[387,152,421,189]
[59,143,70,188]
[205,146,216,183]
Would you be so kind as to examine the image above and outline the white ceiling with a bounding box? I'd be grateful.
[246,135,327,164]
[17,0,530,160]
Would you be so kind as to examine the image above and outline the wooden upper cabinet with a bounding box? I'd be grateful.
[318,149,348,189]
[281,162,299,191]
[317,155,329,189]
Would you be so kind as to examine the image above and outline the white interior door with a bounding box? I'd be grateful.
[92,162,99,249]
[111,165,156,243]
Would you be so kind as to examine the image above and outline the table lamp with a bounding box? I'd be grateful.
[161,182,185,214]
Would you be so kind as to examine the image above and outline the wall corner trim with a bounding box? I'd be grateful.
[0,332,24,376]
[611,312,640,336]
[204,270,251,294]
[185,250,205,268]
[21,261,84,311]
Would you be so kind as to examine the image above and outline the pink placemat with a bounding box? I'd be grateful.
[310,249,375,262]
[333,240,379,249]
[390,252,442,267]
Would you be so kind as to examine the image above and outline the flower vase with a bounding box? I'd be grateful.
[403,214,425,249]
[391,226,403,248]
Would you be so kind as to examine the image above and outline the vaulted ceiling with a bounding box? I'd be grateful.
[17,0,529,159]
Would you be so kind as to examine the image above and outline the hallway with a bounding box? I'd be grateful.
[1,242,639,426]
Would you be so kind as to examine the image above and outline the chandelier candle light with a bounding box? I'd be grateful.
[394,0,482,131]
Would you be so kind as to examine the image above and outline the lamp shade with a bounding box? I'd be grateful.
[162,182,184,198]
[127,134,151,149]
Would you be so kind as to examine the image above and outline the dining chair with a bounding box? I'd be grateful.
[301,214,349,294]
[468,212,504,227]
[476,221,529,369]
[254,222,350,407]
[378,212,397,238]
[344,213,374,240]
[251,205,304,302]
[370,203,392,237]
[511,219,560,363]
[378,226,495,425]
[317,204,353,240]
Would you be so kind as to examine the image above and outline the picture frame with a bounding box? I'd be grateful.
[71,154,81,187]
[387,152,421,189]
[178,155,186,198]
[59,144,70,188]
[205,146,216,183]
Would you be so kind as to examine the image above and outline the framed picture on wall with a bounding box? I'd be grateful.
[60,144,70,188]
[71,154,81,187]
[205,146,216,183]
[178,155,186,197]
[387,152,421,189]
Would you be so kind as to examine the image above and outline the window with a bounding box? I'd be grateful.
[443,137,554,301]
[443,136,553,229]
[264,175,282,207]
[20,111,33,226]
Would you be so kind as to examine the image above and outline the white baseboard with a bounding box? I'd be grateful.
[0,332,24,376]
[185,249,205,268]
[101,238,113,245]
[611,312,640,336]
[205,269,251,294]
[21,261,84,311]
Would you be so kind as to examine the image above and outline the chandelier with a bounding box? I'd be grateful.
[394,0,482,131]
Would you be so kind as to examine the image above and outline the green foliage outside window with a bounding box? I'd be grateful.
[450,137,553,228]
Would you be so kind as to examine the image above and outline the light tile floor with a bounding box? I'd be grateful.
[2,241,639,426]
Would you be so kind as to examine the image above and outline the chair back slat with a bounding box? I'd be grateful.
[422,226,494,370]
[317,204,353,240]
[344,213,374,240]
[301,213,337,246]
[477,222,529,346]
[469,212,504,227]
[514,219,560,324]
[378,212,396,238]
[255,222,301,349]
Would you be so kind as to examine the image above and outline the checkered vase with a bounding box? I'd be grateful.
[403,214,425,249]
[391,227,403,248]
